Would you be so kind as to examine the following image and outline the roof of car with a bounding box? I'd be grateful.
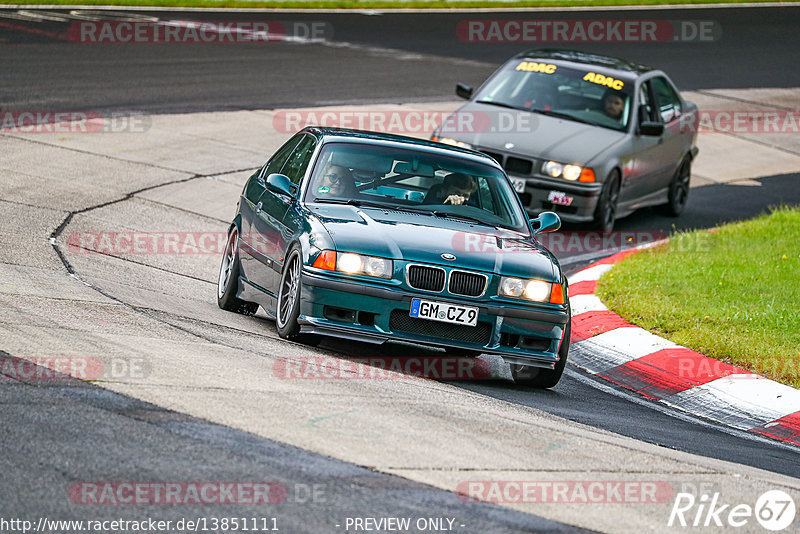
[303,126,500,166]
[513,49,653,76]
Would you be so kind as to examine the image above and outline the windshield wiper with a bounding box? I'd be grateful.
[475,100,530,112]
[432,211,495,227]
[533,109,595,126]
[311,198,388,209]
[432,211,523,232]
[313,197,434,216]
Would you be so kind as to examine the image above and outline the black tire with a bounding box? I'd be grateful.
[217,227,259,315]
[276,247,320,345]
[594,171,621,233]
[660,157,691,217]
[510,315,571,389]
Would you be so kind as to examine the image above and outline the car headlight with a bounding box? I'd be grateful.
[542,161,564,178]
[562,164,582,181]
[313,250,393,279]
[542,161,596,183]
[499,276,565,304]
[337,253,363,274]
[431,136,472,150]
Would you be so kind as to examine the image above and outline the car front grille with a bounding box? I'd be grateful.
[476,147,536,177]
[448,270,487,297]
[389,310,492,345]
[407,265,446,292]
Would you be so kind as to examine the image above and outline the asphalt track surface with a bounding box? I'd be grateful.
[2,5,800,531]
[2,6,800,113]
[1,356,582,533]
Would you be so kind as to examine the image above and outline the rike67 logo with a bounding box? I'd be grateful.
[669,489,796,530]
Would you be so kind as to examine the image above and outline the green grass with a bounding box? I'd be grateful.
[4,0,799,9]
[597,206,800,389]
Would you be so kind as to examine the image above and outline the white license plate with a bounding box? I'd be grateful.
[510,177,526,193]
[547,190,574,206]
[409,298,478,327]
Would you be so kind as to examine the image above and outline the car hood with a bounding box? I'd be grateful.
[309,205,556,280]
[445,101,626,165]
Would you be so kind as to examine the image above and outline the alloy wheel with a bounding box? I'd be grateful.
[218,229,238,299]
[277,253,300,328]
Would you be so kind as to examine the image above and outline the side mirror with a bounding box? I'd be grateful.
[265,173,296,199]
[532,211,561,234]
[639,121,665,136]
[456,83,473,100]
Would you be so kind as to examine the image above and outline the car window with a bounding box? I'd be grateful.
[650,76,682,123]
[638,81,660,123]
[261,134,303,179]
[280,134,318,185]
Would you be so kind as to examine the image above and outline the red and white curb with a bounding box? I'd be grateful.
[567,248,800,447]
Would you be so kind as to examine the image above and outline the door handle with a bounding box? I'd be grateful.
[255,201,262,214]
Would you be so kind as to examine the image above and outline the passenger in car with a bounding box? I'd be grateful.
[315,164,356,197]
[602,89,627,121]
[423,173,478,206]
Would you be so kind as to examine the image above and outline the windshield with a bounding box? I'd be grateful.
[305,142,530,233]
[474,59,634,131]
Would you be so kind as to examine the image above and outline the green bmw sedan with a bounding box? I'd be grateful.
[218,127,571,388]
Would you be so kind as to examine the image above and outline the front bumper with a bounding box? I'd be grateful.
[299,271,569,369]
[515,175,603,223]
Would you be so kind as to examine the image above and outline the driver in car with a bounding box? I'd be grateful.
[423,173,478,206]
